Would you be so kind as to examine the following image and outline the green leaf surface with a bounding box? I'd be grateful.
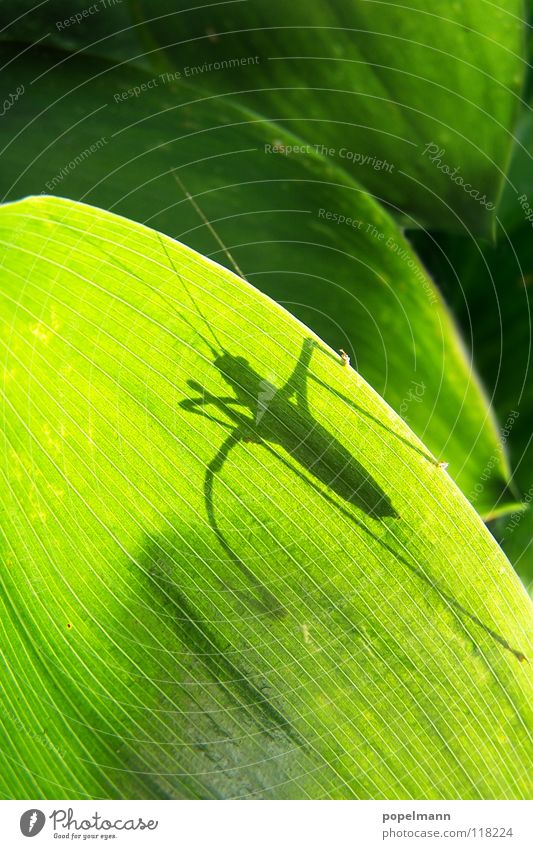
[0,44,515,517]
[498,105,533,231]
[132,0,526,234]
[0,195,532,800]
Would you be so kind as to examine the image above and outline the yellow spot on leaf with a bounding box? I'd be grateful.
[30,322,51,343]
[43,423,62,454]
[50,305,61,331]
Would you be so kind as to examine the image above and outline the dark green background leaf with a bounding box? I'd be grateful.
[0,43,518,517]
[133,0,526,233]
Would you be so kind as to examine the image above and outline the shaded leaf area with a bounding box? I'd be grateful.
[409,221,533,589]
[0,44,516,517]
[131,0,526,234]
[0,0,144,66]
[0,196,532,799]
[522,0,533,100]
[0,1,526,233]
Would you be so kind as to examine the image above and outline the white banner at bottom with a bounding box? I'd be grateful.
[1,799,531,849]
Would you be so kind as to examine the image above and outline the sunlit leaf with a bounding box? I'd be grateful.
[1,195,532,799]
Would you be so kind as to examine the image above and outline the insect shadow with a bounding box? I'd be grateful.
[179,336,526,662]
[179,331,398,617]
[181,336,398,519]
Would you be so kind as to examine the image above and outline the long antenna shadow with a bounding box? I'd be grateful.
[309,345,435,465]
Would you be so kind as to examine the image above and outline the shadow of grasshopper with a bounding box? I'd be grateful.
[182,337,397,517]
[180,335,397,617]
[180,335,526,661]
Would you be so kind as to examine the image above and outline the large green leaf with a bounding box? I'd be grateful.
[131,0,526,234]
[0,44,516,517]
[1,195,532,799]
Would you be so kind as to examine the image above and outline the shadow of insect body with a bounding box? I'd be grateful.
[180,335,397,617]
[182,337,397,519]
